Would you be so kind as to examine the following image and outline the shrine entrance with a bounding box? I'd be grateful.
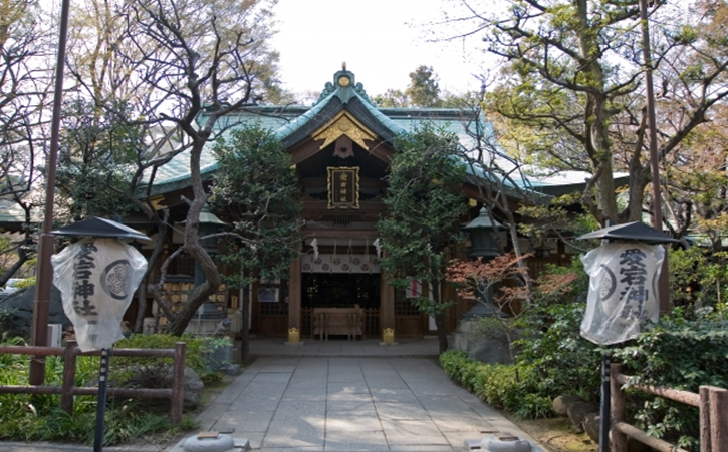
[300,272,381,339]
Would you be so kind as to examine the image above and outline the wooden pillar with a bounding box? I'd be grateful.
[700,386,712,452]
[288,256,302,330]
[709,386,728,452]
[380,270,395,338]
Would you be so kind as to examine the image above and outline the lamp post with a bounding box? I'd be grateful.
[576,221,678,452]
[49,216,150,452]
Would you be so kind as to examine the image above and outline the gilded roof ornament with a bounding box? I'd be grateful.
[311,110,377,150]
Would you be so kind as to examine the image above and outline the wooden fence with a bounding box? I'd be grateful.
[611,363,728,452]
[0,340,186,425]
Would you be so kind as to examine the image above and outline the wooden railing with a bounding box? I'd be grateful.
[0,340,186,425]
[611,363,728,452]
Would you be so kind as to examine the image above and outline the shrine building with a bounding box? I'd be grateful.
[137,66,577,340]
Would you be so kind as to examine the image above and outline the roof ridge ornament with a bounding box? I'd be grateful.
[313,65,374,106]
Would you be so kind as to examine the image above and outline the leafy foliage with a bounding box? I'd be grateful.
[211,125,301,288]
[379,124,469,351]
[669,247,728,311]
[379,125,468,282]
[440,351,552,420]
[614,313,728,451]
[56,98,139,221]
[0,334,193,445]
[113,333,208,375]
[446,253,531,361]
[470,0,728,228]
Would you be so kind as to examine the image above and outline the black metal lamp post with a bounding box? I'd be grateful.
[463,207,504,261]
[50,217,150,452]
[576,221,678,452]
[194,204,228,319]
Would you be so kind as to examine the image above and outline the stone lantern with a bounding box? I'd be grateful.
[463,207,504,261]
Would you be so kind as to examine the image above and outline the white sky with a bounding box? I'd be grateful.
[269,0,492,98]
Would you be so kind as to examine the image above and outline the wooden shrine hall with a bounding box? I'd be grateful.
[128,66,575,341]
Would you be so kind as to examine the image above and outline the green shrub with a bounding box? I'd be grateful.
[614,313,728,452]
[439,351,551,419]
[514,300,603,403]
[114,333,207,373]
[0,334,195,445]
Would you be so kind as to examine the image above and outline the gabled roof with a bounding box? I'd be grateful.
[143,67,488,197]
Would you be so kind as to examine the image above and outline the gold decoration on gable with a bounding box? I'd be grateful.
[311,111,377,151]
[149,195,167,210]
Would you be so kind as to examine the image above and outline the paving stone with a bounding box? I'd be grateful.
[374,401,428,420]
[324,430,389,451]
[381,419,449,446]
[213,410,274,432]
[327,381,370,395]
[326,414,383,431]
[370,388,420,404]
[326,392,373,402]
[432,412,494,432]
[261,423,324,449]
[326,399,377,414]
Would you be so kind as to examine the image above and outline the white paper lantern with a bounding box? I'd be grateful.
[580,242,664,345]
[51,238,148,351]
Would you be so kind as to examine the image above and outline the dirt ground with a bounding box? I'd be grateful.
[509,416,598,452]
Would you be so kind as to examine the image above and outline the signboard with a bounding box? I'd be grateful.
[327,166,359,209]
[580,242,664,345]
[51,238,148,351]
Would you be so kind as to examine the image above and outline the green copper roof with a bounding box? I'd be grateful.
[138,67,593,199]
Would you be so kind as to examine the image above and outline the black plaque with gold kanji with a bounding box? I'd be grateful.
[327,167,359,209]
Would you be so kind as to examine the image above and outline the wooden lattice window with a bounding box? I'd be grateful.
[394,289,420,317]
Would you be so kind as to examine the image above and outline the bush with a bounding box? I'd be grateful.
[514,300,603,403]
[439,350,551,419]
[114,333,207,374]
[614,312,728,452]
[0,334,196,445]
[444,258,728,450]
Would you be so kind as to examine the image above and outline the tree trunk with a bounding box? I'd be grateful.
[576,0,619,224]
[167,138,222,336]
[134,221,168,332]
[240,287,250,362]
[431,279,449,354]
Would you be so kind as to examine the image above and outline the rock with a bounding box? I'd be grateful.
[179,367,205,408]
[479,434,532,452]
[454,318,517,364]
[552,394,584,417]
[182,433,235,452]
[125,365,204,410]
[567,402,598,432]
[0,285,72,337]
[583,412,600,442]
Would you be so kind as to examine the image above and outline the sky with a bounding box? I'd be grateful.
[269,0,492,98]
